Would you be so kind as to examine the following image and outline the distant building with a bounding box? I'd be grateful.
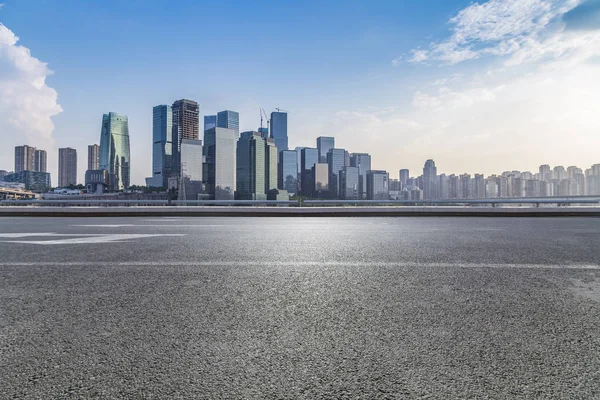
[172,99,200,174]
[473,174,485,199]
[367,170,389,200]
[236,131,266,200]
[340,166,359,199]
[34,149,47,173]
[99,112,130,190]
[204,115,216,132]
[350,153,372,199]
[204,127,237,200]
[217,110,240,136]
[85,169,117,193]
[300,148,318,197]
[58,147,77,187]
[399,169,409,187]
[265,138,278,193]
[180,139,203,182]
[270,111,288,153]
[151,105,174,187]
[258,127,269,140]
[3,170,51,192]
[327,148,346,198]
[14,145,35,173]
[313,163,329,194]
[539,165,552,182]
[553,166,567,181]
[278,150,298,196]
[88,144,100,171]
[423,159,437,200]
[317,137,334,163]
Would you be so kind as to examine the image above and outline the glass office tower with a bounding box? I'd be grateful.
[152,105,174,187]
[367,170,389,200]
[278,150,298,195]
[99,112,130,190]
[350,153,372,199]
[300,148,318,197]
[270,111,288,153]
[340,166,359,199]
[217,110,240,136]
[327,148,346,198]
[236,131,266,200]
[204,127,237,200]
[317,137,335,163]
[204,115,216,132]
[180,139,203,181]
[265,138,278,193]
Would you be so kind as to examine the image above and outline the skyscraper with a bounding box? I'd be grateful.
[300,148,318,197]
[265,138,278,193]
[399,169,410,187]
[350,153,371,199]
[204,127,237,200]
[313,163,329,193]
[152,105,174,187]
[88,144,100,171]
[423,159,438,200]
[327,148,346,198]
[340,166,359,199]
[14,145,35,172]
[236,131,266,200]
[173,99,200,175]
[270,111,288,153]
[58,147,77,187]
[99,112,131,190]
[539,165,552,182]
[180,139,203,182]
[367,170,389,200]
[34,149,47,173]
[278,150,298,195]
[204,115,216,132]
[317,137,335,163]
[217,110,240,136]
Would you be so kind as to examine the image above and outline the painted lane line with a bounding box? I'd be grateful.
[2,234,186,245]
[71,224,137,228]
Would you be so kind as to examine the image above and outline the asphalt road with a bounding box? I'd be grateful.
[1,217,600,399]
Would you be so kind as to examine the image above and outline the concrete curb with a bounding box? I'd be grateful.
[1,206,600,217]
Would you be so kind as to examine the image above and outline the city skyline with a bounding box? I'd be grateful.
[1,0,600,184]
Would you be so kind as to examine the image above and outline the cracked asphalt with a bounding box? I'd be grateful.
[1,217,600,399]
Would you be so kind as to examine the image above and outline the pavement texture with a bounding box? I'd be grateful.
[1,217,600,399]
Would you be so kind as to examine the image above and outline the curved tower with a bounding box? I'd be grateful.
[99,112,130,190]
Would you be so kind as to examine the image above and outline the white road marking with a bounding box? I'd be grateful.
[0,261,598,269]
[2,234,186,245]
[71,224,136,228]
[71,224,225,228]
[0,233,104,238]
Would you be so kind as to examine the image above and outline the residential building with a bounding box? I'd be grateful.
[14,145,35,173]
[539,164,552,182]
[88,144,100,171]
[58,147,77,187]
[34,149,47,172]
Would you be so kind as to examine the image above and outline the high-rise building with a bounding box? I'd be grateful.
[204,115,216,132]
[460,174,472,198]
[317,137,334,163]
[3,170,51,192]
[300,148,318,197]
[173,99,200,175]
[58,147,77,187]
[473,174,486,198]
[88,144,100,171]
[217,110,240,136]
[270,111,288,153]
[553,166,567,181]
[439,174,448,199]
[340,166,359,199]
[327,148,346,198]
[539,165,552,182]
[99,112,131,190]
[295,147,307,175]
[34,150,47,173]
[313,163,329,193]
[423,159,438,200]
[204,127,237,200]
[265,138,278,194]
[180,139,203,182]
[350,153,371,199]
[399,169,409,187]
[278,150,298,195]
[14,145,35,173]
[367,170,389,200]
[236,131,265,200]
[151,105,174,187]
[258,127,269,140]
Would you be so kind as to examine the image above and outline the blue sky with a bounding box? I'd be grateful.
[1,0,600,184]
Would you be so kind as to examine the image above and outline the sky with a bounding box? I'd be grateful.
[1,0,599,185]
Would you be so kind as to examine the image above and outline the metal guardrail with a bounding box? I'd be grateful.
[1,197,599,207]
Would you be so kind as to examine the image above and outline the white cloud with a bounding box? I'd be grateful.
[0,23,62,173]
[405,0,584,65]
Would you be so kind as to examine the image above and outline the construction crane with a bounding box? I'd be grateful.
[275,107,289,113]
[260,108,270,138]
